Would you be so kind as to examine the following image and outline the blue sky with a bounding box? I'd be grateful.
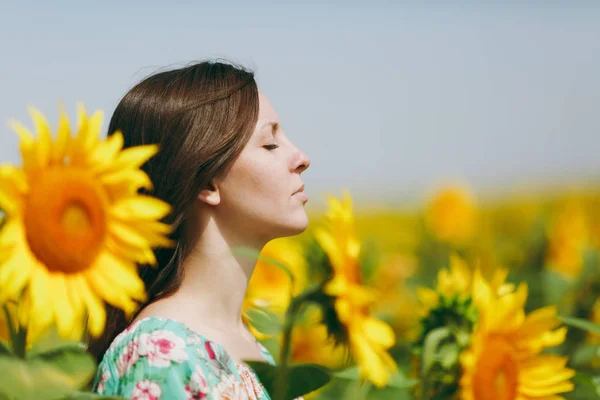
[1,1,599,208]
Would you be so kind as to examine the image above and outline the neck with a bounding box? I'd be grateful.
[173,217,267,330]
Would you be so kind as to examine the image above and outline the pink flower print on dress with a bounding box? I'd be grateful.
[138,330,188,368]
[131,379,162,400]
[184,366,210,399]
[96,364,110,394]
[202,341,229,377]
[211,376,251,400]
[185,385,206,400]
[205,341,217,359]
[117,341,140,377]
[187,334,202,346]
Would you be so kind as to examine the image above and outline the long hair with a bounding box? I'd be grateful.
[87,61,259,362]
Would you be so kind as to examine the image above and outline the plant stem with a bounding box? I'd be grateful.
[3,304,26,358]
[274,289,314,400]
[358,382,372,400]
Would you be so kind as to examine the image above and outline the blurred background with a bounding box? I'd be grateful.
[1,1,599,209]
[1,1,599,398]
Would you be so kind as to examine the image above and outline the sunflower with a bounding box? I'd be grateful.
[459,270,574,400]
[0,105,173,341]
[290,307,348,369]
[243,237,308,339]
[545,200,589,279]
[425,184,477,246]
[416,254,513,317]
[315,192,397,388]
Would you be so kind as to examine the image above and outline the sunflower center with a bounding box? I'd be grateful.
[472,335,519,400]
[24,167,108,274]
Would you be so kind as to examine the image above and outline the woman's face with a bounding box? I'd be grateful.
[212,90,311,243]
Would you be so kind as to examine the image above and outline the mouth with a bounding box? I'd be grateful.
[293,184,308,202]
[293,184,305,195]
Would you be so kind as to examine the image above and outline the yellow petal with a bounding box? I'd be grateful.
[0,164,28,194]
[51,105,71,163]
[9,120,37,170]
[105,236,158,266]
[50,275,76,338]
[108,220,154,248]
[86,260,141,314]
[416,287,439,309]
[352,334,390,388]
[324,276,348,296]
[101,169,154,197]
[89,130,124,166]
[347,284,377,306]
[71,105,96,163]
[519,381,574,397]
[363,317,395,348]
[314,229,343,270]
[0,245,32,302]
[93,252,146,300]
[74,275,106,338]
[542,327,567,348]
[111,196,172,221]
[27,268,54,337]
[96,145,159,175]
[28,107,52,167]
[87,110,104,143]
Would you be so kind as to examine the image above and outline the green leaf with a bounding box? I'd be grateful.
[359,238,381,285]
[421,327,451,376]
[572,372,600,398]
[571,344,600,366]
[333,366,361,380]
[560,316,600,335]
[0,344,96,400]
[30,343,96,381]
[438,343,459,369]
[0,339,12,356]
[27,326,80,358]
[233,247,295,287]
[245,307,282,336]
[245,361,331,399]
[333,366,417,389]
[387,371,419,389]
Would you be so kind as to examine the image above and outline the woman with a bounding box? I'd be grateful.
[88,61,311,399]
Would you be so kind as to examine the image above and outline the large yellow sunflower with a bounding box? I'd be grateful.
[315,192,397,388]
[459,270,574,400]
[0,105,173,341]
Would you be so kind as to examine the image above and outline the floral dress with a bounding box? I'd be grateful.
[93,316,275,399]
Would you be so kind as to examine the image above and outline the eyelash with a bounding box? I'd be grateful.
[263,144,279,151]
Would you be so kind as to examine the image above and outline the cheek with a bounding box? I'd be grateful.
[226,156,288,208]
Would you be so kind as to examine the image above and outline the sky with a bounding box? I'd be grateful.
[1,1,599,209]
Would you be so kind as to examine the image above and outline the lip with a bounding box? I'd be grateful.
[293,184,308,202]
[294,192,309,202]
[293,184,305,195]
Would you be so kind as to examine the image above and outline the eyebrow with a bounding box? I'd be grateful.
[258,120,280,135]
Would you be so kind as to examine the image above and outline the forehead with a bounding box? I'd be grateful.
[257,90,280,123]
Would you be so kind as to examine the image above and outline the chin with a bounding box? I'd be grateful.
[275,212,309,238]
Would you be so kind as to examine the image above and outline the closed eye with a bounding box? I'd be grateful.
[263,144,279,150]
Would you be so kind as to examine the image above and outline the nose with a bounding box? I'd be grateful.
[293,148,310,174]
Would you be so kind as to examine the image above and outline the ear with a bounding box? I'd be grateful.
[197,181,221,206]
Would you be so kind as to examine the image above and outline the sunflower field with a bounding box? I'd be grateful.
[0,106,599,399]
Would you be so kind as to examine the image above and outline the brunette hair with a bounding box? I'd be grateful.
[87,61,259,362]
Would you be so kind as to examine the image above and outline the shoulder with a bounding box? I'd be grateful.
[93,317,242,398]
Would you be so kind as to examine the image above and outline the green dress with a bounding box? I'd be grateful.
[93,316,274,399]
